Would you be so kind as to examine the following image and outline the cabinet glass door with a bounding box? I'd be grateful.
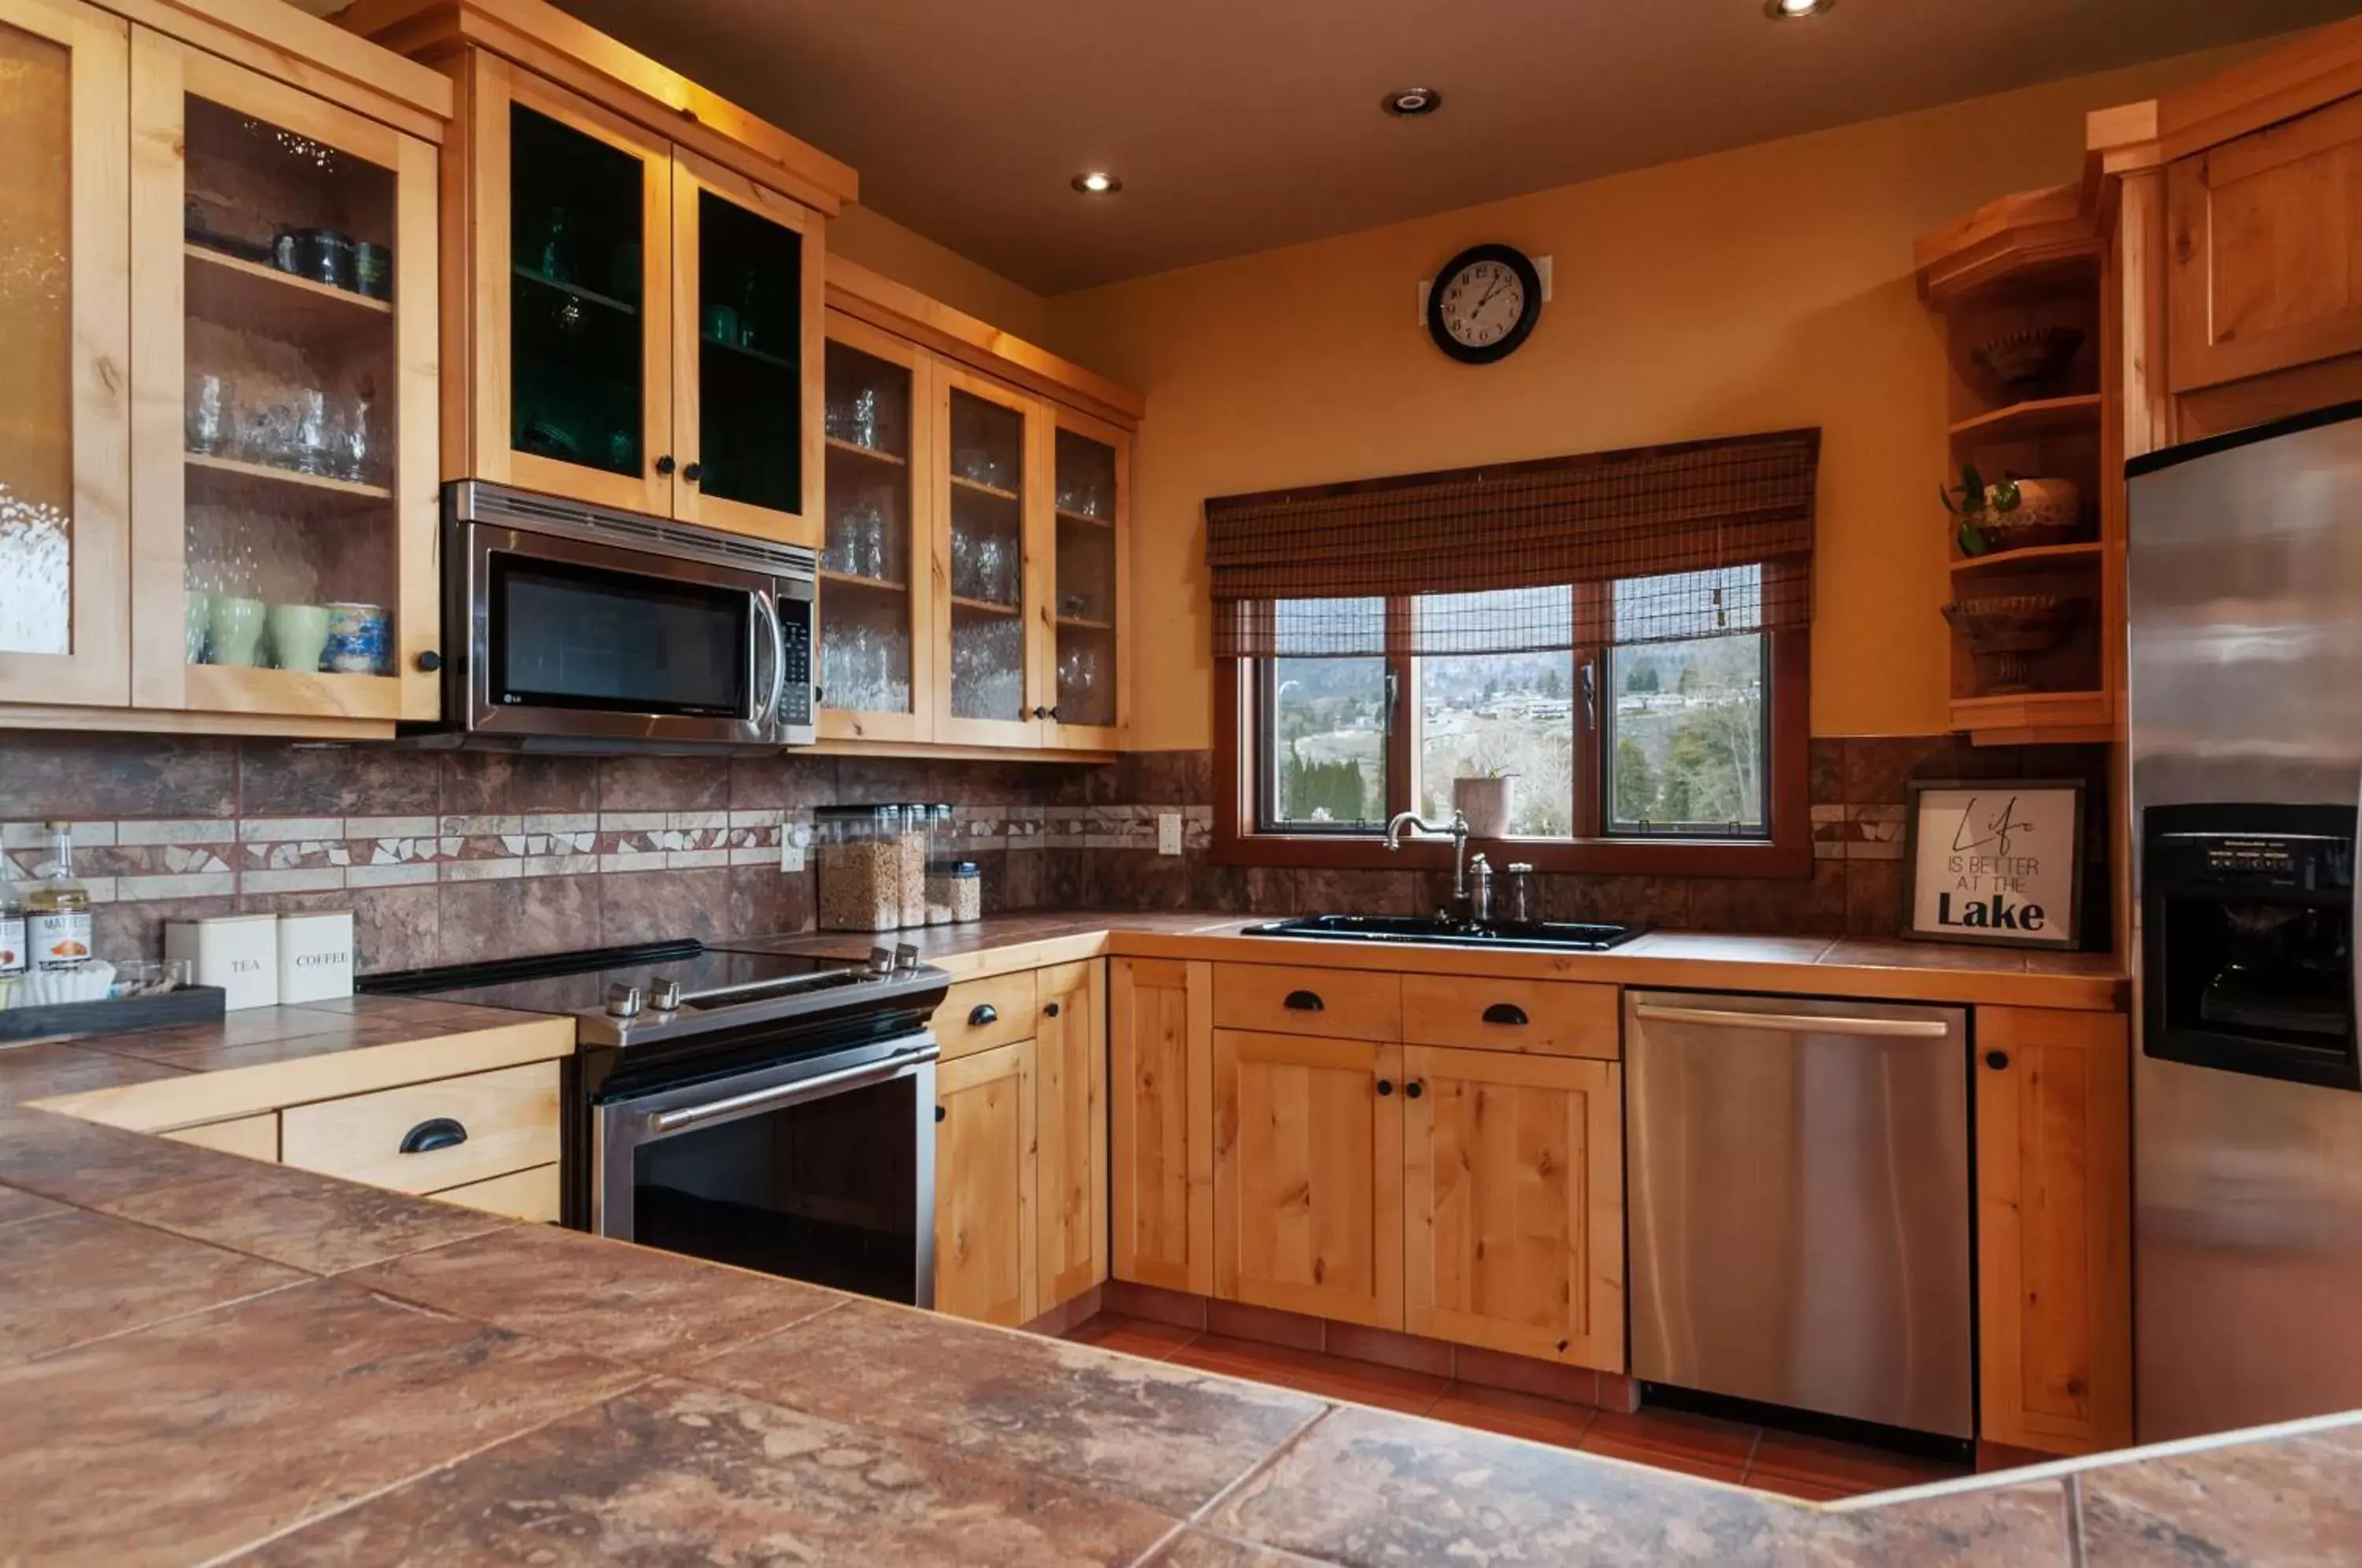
[0,0,128,708]
[675,157,816,543]
[818,321,930,740]
[504,87,668,514]
[1045,418,1126,744]
[174,63,408,719]
[937,372,1038,743]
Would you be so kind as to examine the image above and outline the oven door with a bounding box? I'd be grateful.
[465,520,786,746]
[594,1037,937,1307]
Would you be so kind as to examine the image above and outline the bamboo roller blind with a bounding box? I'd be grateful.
[1204,427,1820,656]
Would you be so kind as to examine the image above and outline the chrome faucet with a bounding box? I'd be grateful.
[1384,809,1476,915]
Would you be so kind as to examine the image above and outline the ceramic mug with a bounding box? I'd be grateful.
[324,602,391,675]
[210,597,267,667]
[268,603,331,673]
[184,590,212,665]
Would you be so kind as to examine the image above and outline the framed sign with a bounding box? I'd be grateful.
[1902,780,2084,950]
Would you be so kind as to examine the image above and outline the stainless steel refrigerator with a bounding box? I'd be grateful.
[2129,401,2362,1442]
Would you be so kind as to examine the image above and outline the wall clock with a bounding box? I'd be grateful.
[1427,242,1542,364]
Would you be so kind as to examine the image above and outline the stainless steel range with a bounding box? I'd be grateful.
[366,940,949,1307]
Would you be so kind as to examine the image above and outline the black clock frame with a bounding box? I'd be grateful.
[1426,242,1542,364]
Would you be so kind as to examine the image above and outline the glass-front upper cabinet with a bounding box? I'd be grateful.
[476,67,820,547]
[159,44,439,720]
[818,315,932,742]
[935,367,1042,746]
[1043,412,1130,748]
[0,0,128,710]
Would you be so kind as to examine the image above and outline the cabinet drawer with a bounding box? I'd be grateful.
[165,1112,278,1162]
[933,972,1040,1061]
[434,1163,561,1223]
[281,1061,561,1194]
[1214,963,1401,1041]
[1401,976,1620,1060]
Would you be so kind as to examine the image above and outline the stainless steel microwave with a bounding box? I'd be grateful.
[425,481,814,750]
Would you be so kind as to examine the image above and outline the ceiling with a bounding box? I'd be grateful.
[553,0,2360,296]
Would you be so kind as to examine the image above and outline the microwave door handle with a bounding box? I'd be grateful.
[752,590,787,729]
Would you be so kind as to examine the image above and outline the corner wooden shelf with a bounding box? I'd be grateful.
[1949,394,2103,444]
[1950,540,2104,575]
[1949,690,2115,747]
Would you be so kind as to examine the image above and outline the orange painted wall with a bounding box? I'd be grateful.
[1044,44,2264,753]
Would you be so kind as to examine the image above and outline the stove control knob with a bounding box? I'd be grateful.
[894,943,921,973]
[649,976,682,1013]
[604,982,644,1019]
[866,946,896,976]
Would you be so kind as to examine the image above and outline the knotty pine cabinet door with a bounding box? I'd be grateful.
[1212,1028,1404,1329]
[1401,1046,1624,1370]
[1975,1005,2132,1455]
[1034,959,1107,1311]
[934,1037,1035,1327]
[1109,956,1212,1295]
[2167,93,2362,394]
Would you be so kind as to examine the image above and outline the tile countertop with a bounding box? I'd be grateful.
[1,997,2356,1562]
[746,909,2131,1010]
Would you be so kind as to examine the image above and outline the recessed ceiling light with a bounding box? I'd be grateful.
[1764,0,1833,17]
[1071,171,1122,195]
[1382,86,1442,117]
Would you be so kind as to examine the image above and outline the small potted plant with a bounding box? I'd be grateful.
[1941,462,2083,557]
[1453,771,1516,838]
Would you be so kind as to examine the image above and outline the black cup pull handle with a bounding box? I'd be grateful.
[1283,989,1325,1011]
[1483,1002,1530,1026]
[1044,1001,1061,1019]
[1405,1080,1425,1099]
[968,1004,998,1027]
[1376,1078,1395,1096]
[398,1117,467,1155]
[1985,1049,2011,1071]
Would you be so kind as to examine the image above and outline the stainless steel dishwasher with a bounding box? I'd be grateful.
[1625,990,1974,1438]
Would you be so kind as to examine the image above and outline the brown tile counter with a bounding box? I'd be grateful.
[0,1004,2349,1563]
[750,910,2131,1010]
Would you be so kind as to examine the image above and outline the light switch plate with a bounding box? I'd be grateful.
[779,824,809,873]
[1157,812,1183,856]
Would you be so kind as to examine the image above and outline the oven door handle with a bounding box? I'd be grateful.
[646,1044,939,1135]
[751,589,787,730]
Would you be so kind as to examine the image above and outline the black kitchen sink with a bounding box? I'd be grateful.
[1241,913,1647,952]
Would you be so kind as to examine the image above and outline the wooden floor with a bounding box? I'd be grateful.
[1061,1313,1971,1502]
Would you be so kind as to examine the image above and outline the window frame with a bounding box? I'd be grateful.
[1213,592,1812,878]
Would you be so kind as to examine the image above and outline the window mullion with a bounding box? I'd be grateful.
[1384,595,1415,822]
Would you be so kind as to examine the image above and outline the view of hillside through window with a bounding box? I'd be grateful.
[1258,568,1769,838]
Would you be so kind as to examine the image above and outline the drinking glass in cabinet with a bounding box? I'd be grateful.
[951,613,1025,721]
[185,372,236,457]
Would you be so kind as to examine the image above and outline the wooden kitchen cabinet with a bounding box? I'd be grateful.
[1402,1047,1623,1369]
[817,311,935,742]
[1109,956,1213,1295]
[1212,1028,1404,1329]
[2166,93,2362,395]
[1035,960,1108,1307]
[1975,1005,2132,1455]
[934,1037,1037,1327]
[1,0,446,733]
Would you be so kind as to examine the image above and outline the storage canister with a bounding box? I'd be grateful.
[925,860,983,925]
[814,805,908,932]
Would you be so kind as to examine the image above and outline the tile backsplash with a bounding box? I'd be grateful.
[0,730,2109,975]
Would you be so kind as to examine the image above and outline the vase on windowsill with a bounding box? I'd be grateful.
[1453,776,1515,838]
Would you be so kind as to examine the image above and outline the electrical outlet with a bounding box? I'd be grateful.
[779,824,809,873]
[1157,812,1183,857]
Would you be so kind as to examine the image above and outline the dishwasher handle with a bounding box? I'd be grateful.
[1631,1001,1953,1039]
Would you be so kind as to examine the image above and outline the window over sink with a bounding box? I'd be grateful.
[1209,432,1817,877]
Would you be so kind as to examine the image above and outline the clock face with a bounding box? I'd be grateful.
[1427,244,1542,364]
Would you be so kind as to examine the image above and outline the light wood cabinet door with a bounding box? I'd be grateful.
[2167,93,2362,394]
[1212,1028,1403,1329]
[1402,1046,1623,1370]
[1035,958,1107,1310]
[930,363,1046,748]
[817,312,936,743]
[1110,956,1212,1295]
[1975,1006,2131,1455]
[0,0,129,710]
[934,1037,1036,1327]
[1037,405,1129,751]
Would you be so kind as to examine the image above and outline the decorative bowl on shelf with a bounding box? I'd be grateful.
[1944,594,2090,694]
[1979,477,2088,551]
[1972,325,2085,398]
